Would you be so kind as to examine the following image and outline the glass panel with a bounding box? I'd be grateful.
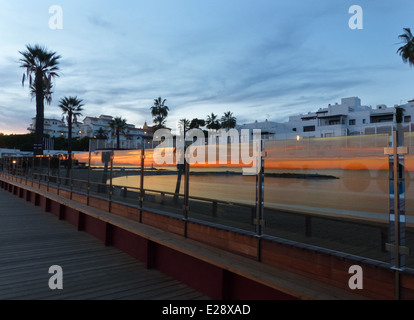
[188,142,257,233]
[264,134,390,262]
[142,147,184,216]
[404,132,414,269]
[0,158,4,174]
[40,157,50,185]
[111,150,143,207]
[33,156,43,184]
[89,151,112,199]
[48,156,60,188]
[27,157,34,182]
[58,154,72,190]
[14,157,24,178]
[71,152,90,194]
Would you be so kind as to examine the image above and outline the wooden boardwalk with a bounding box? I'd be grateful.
[0,188,209,300]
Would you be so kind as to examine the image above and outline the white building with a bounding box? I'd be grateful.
[81,115,113,138]
[29,115,149,140]
[237,97,414,141]
[81,115,149,142]
[28,118,83,139]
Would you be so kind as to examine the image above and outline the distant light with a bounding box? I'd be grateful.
[12,160,17,164]
[296,135,301,141]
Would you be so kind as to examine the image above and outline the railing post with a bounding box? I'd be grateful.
[183,155,190,238]
[108,150,114,212]
[70,155,74,200]
[385,129,410,300]
[47,156,50,192]
[37,157,41,189]
[17,157,20,183]
[183,142,190,238]
[31,156,34,187]
[139,148,145,222]
[25,157,28,185]
[57,155,61,195]
[87,150,91,206]
[255,139,265,262]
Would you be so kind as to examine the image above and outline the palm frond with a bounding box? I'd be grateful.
[397,28,414,67]
[58,96,85,122]
[19,44,62,107]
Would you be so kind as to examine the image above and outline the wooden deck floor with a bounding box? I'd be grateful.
[0,188,209,300]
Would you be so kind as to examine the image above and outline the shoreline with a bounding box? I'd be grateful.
[106,168,339,180]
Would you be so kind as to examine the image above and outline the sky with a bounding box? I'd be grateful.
[0,0,413,135]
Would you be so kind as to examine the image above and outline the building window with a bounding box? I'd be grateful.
[292,128,297,132]
[404,116,412,123]
[303,125,315,132]
[349,119,356,126]
[362,119,366,124]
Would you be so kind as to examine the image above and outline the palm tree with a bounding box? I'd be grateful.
[189,118,205,130]
[30,78,54,106]
[95,127,108,140]
[206,113,221,130]
[179,118,190,137]
[174,118,191,199]
[150,97,169,129]
[109,117,128,149]
[19,44,61,155]
[397,28,414,67]
[58,96,84,156]
[396,28,414,129]
[220,111,237,131]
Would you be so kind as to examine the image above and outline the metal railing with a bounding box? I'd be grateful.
[1,133,414,280]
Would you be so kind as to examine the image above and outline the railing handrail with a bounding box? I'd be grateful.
[0,135,410,278]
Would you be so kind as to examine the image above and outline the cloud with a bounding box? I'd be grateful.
[2,1,414,136]
[87,15,113,30]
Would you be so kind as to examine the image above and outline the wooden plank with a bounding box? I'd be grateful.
[0,178,369,300]
[0,188,208,300]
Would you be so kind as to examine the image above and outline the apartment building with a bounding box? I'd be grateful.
[27,118,83,139]
[28,115,150,149]
[237,97,414,141]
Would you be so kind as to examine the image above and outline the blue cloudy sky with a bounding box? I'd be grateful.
[0,0,413,134]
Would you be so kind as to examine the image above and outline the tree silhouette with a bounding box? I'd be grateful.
[397,28,414,67]
[220,111,237,131]
[109,117,128,150]
[206,113,221,130]
[19,44,61,155]
[150,97,169,129]
[58,96,84,156]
